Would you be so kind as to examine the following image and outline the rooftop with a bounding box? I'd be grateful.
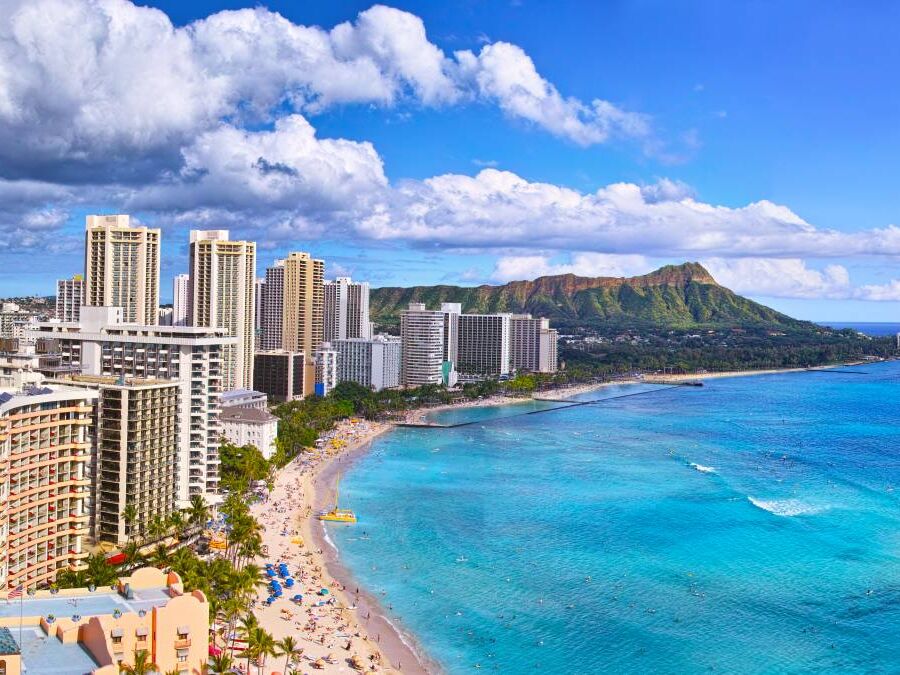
[220,406,277,424]
[18,627,98,675]
[0,587,172,623]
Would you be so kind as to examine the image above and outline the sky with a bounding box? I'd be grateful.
[2,0,900,321]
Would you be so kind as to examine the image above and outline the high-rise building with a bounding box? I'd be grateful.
[400,303,454,387]
[30,307,235,504]
[58,376,178,545]
[336,336,401,391]
[0,384,97,591]
[510,314,559,373]
[172,273,190,327]
[254,277,265,338]
[324,277,371,342]
[84,214,160,325]
[258,261,284,351]
[281,252,325,357]
[315,343,338,396]
[188,230,256,391]
[539,326,559,373]
[253,351,311,402]
[457,313,511,379]
[56,275,84,323]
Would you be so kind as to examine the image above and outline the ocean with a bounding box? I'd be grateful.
[819,322,900,336]
[329,364,900,673]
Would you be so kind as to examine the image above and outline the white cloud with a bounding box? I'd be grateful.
[703,257,900,302]
[855,280,900,301]
[358,169,900,258]
[455,42,649,146]
[129,115,387,216]
[0,0,647,185]
[492,253,651,282]
[702,258,852,299]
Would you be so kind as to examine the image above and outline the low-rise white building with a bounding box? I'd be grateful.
[219,406,278,459]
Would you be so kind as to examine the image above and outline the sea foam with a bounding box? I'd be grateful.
[690,463,716,474]
[748,496,822,517]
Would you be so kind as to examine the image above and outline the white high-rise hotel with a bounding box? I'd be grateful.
[172,273,190,327]
[324,277,371,341]
[189,230,256,391]
[31,307,233,504]
[56,275,84,323]
[84,214,160,325]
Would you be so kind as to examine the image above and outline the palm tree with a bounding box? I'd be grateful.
[149,543,170,569]
[119,649,158,675]
[275,635,302,674]
[147,514,168,542]
[121,503,138,542]
[168,510,188,541]
[247,626,276,675]
[238,613,259,669]
[121,540,144,571]
[206,652,234,674]
[85,552,119,586]
[187,494,209,533]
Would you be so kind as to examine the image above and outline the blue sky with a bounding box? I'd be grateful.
[2,0,900,321]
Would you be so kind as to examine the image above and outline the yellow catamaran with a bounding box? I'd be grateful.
[317,478,357,523]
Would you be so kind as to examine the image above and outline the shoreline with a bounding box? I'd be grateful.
[249,419,423,674]
[253,360,874,673]
[307,431,438,675]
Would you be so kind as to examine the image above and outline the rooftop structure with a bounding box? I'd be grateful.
[219,389,268,410]
[0,567,208,675]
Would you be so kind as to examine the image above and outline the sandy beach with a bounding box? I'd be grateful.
[247,418,431,674]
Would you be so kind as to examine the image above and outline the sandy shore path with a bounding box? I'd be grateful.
[248,419,432,674]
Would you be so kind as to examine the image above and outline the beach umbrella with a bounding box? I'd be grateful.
[319,588,329,595]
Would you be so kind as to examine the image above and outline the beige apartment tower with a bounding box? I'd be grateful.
[189,230,256,391]
[84,215,160,325]
[281,252,325,356]
[54,376,179,545]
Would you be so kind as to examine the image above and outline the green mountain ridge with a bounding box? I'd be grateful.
[369,262,811,331]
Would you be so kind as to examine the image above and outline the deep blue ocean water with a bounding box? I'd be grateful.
[819,322,900,336]
[330,364,900,674]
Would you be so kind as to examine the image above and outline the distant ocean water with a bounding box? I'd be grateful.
[330,365,900,673]
[819,321,900,336]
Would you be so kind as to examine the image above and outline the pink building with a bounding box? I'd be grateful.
[0,567,208,674]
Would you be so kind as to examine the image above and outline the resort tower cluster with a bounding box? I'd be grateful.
[0,213,560,593]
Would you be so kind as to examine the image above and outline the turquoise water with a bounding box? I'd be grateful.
[330,365,900,673]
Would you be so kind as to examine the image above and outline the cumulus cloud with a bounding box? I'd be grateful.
[129,115,387,216]
[702,258,853,299]
[357,169,900,258]
[0,0,645,185]
[703,257,900,302]
[455,42,649,146]
[492,253,651,282]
